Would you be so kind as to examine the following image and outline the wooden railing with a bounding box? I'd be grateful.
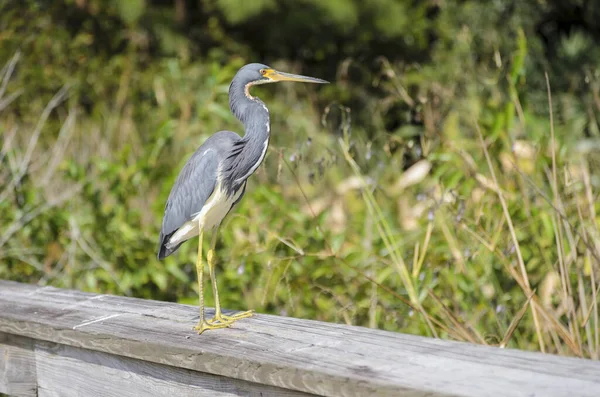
[1,280,599,396]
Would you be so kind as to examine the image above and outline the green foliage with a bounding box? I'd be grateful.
[116,0,146,24]
[215,0,277,24]
[1,0,600,358]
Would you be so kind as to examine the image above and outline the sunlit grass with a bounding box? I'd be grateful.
[1,50,599,360]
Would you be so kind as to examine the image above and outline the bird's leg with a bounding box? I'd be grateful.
[206,227,254,325]
[193,228,230,334]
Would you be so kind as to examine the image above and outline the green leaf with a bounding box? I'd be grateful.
[115,0,146,25]
[151,271,168,291]
[215,0,277,24]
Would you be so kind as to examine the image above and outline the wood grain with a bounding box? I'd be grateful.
[1,280,600,397]
[0,333,36,397]
[34,341,312,397]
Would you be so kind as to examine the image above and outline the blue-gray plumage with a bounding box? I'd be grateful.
[157,132,238,258]
[156,63,328,334]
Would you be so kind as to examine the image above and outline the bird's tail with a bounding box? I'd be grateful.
[157,231,181,259]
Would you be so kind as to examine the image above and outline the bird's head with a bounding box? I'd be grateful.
[229,63,328,121]
[235,63,329,89]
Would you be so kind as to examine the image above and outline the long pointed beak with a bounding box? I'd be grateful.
[268,70,329,84]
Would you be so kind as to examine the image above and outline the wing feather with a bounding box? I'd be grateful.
[157,148,218,258]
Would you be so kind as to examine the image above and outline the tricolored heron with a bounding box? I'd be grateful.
[157,63,328,334]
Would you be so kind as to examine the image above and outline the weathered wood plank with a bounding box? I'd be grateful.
[34,341,313,397]
[1,280,600,397]
[0,333,36,397]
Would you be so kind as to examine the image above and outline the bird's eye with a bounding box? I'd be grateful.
[260,69,266,75]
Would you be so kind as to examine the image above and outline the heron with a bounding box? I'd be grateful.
[157,63,328,334]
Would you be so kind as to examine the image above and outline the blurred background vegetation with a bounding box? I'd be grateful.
[1,0,600,358]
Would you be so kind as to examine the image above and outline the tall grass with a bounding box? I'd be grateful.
[1,49,599,359]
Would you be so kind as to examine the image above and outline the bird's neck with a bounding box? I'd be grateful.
[229,80,271,134]
[224,80,271,192]
[239,99,270,144]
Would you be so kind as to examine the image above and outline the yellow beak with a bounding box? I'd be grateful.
[266,69,329,84]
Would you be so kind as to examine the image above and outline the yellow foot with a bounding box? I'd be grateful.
[207,310,254,325]
[193,320,230,335]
